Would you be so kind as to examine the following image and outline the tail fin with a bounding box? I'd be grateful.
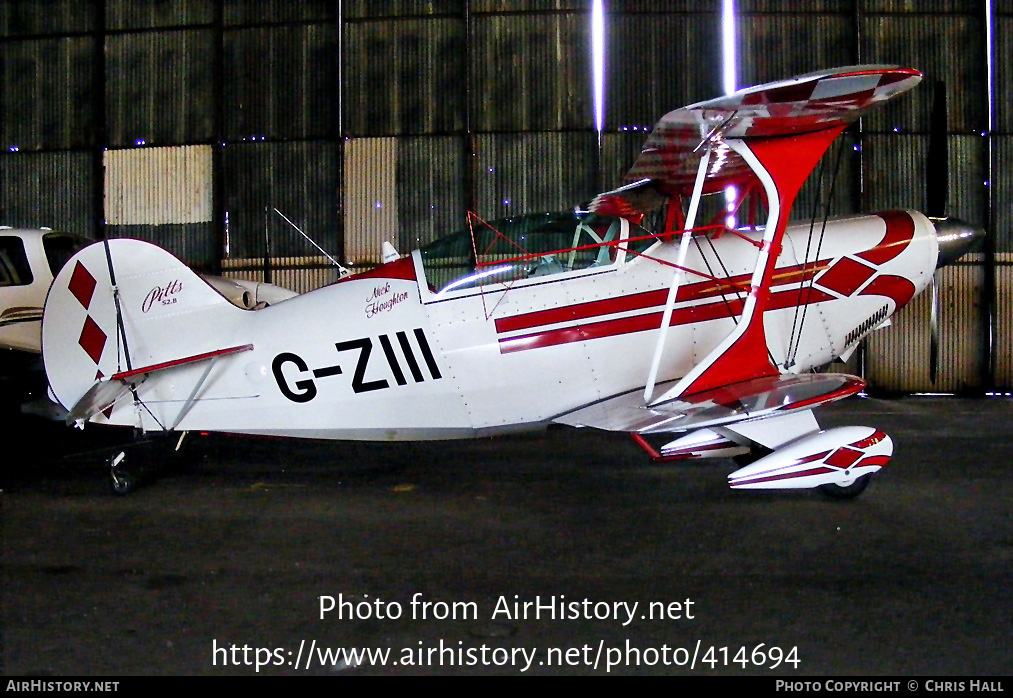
[43,239,246,422]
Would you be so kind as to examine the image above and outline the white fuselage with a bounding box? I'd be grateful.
[44,211,938,439]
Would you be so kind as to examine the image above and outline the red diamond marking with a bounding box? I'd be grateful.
[79,316,107,364]
[826,446,863,469]
[816,257,876,297]
[68,262,97,310]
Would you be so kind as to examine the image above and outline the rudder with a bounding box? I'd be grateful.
[43,239,246,421]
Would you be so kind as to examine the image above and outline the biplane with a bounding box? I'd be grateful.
[41,65,982,496]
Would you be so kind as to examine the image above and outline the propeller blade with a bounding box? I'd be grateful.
[926,80,948,218]
[930,270,940,384]
[926,80,948,382]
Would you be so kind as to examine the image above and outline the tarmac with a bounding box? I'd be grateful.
[2,395,1011,676]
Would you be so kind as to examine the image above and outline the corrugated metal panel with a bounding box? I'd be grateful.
[106,0,214,30]
[740,0,851,10]
[345,137,399,264]
[345,1,463,18]
[104,146,212,225]
[994,262,1013,389]
[221,260,340,295]
[1,37,96,150]
[104,145,214,266]
[396,136,466,249]
[791,133,861,223]
[862,134,986,226]
[993,136,1013,253]
[597,1,717,10]
[859,14,986,135]
[343,17,465,136]
[106,222,215,267]
[0,151,95,233]
[0,1,95,35]
[601,130,652,192]
[472,1,583,11]
[863,0,979,11]
[106,30,215,147]
[997,15,1013,134]
[738,13,854,87]
[607,11,720,129]
[224,0,335,25]
[223,24,337,141]
[471,13,590,132]
[220,141,340,261]
[474,132,597,219]
[866,263,983,394]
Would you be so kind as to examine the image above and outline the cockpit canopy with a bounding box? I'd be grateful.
[418,210,652,295]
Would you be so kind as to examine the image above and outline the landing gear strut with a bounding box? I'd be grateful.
[108,450,138,495]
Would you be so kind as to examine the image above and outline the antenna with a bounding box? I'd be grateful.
[272,208,350,278]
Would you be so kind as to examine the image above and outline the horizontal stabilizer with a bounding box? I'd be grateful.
[66,343,254,425]
[111,344,253,382]
[554,373,864,435]
[66,380,133,426]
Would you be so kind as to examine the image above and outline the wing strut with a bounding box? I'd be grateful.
[643,144,713,403]
[649,126,845,406]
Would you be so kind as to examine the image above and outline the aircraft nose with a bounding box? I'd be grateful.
[934,217,985,269]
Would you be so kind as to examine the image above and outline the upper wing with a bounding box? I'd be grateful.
[592,65,922,216]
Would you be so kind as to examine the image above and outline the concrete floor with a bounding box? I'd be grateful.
[2,396,1011,676]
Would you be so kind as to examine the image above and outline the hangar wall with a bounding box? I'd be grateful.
[0,0,1008,394]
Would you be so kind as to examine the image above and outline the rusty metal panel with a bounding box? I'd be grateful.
[866,263,984,394]
[345,137,399,265]
[104,146,213,226]
[473,132,597,220]
[103,145,214,265]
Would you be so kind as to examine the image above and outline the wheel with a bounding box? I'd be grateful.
[108,450,138,496]
[109,467,137,495]
[732,446,772,467]
[818,473,871,500]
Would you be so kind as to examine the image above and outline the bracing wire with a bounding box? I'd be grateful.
[786,139,846,368]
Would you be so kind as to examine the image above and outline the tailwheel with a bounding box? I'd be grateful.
[109,450,138,496]
[818,473,872,500]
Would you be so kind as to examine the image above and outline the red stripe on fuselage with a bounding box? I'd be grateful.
[495,260,829,335]
[857,211,915,265]
[498,286,837,354]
